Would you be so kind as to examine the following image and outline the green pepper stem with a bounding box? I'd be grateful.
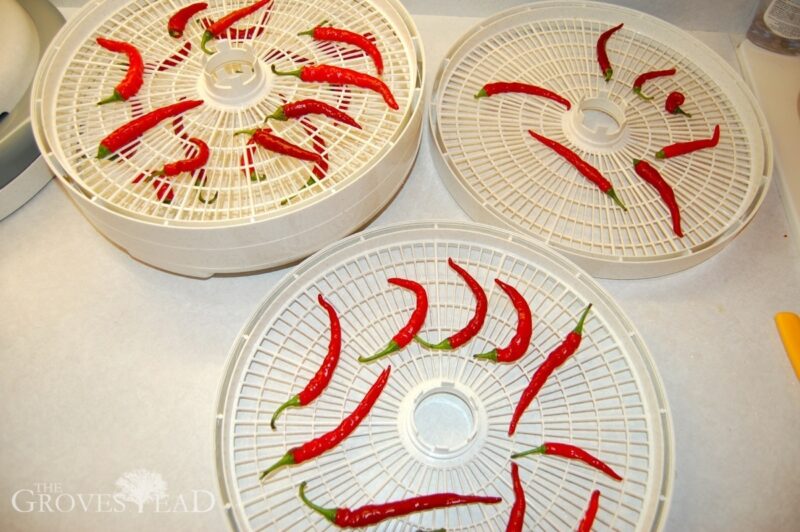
[655,150,666,159]
[606,189,627,211]
[298,19,328,36]
[474,87,488,99]
[200,30,214,55]
[473,349,498,362]
[271,64,303,78]
[264,106,287,122]
[280,177,316,205]
[414,336,452,350]
[234,129,257,137]
[573,304,593,335]
[632,158,641,166]
[96,145,111,159]
[298,482,337,523]
[270,395,301,430]
[510,444,547,459]
[198,190,218,204]
[97,91,123,106]
[604,68,613,82]
[259,452,295,482]
[632,87,653,101]
[169,29,182,38]
[358,339,400,363]
[675,107,692,117]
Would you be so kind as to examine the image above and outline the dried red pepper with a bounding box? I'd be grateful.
[512,442,622,481]
[271,64,399,110]
[655,124,720,159]
[151,176,174,204]
[632,68,675,100]
[299,21,384,76]
[473,279,532,363]
[577,490,601,532]
[633,159,683,237]
[96,38,144,105]
[200,0,271,54]
[474,82,571,110]
[234,127,324,168]
[506,462,526,532]
[508,304,592,436]
[259,366,390,480]
[597,23,623,81]
[358,278,428,363]
[97,99,204,159]
[528,130,626,210]
[299,481,501,527]
[270,294,341,430]
[665,91,691,117]
[153,137,210,177]
[168,2,207,38]
[416,258,487,350]
[266,99,361,129]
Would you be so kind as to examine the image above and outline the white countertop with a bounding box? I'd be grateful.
[1,11,799,532]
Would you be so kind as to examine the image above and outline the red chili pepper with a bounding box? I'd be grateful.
[259,366,391,480]
[168,2,207,38]
[154,137,210,177]
[506,462,526,532]
[655,124,720,159]
[270,294,341,429]
[157,42,193,71]
[632,68,675,100]
[358,278,428,363]
[577,490,601,532]
[271,64,399,110]
[512,442,622,481]
[508,304,591,436]
[528,130,626,210]
[200,0,271,54]
[234,127,324,169]
[633,159,683,237]
[265,99,361,128]
[596,23,623,82]
[415,258,487,350]
[152,176,174,204]
[664,91,692,117]
[473,279,532,363]
[299,481,501,528]
[96,38,144,105]
[474,82,571,110]
[298,20,384,76]
[97,99,204,159]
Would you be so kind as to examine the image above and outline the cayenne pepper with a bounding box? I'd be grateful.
[632,68,675,100]
[597,23,623,82]
[153,137,210,177]
[415,258,487,350]
[655,124,720,159]
[665,91,691,117]
[271,64,399,110]
[299,21,384,76]
[512,442,622,481]
[259,366,391,480]
[473,279,532,363]
[358,278,428,363]
[234,128,324,168]
[266,99,361,129]
[151,176,174,204]
[507,462,526,532]
[270,294,341,430]
[96,38,144,105]
[633,159,683,237]
[97,99,204,159]
[298,481,502,528]
[508,304,592,436]
[168,2,207,38]
[474,82,571,110]
[200,0,271,54]
[528,130,627,210]
[577,490,601,532]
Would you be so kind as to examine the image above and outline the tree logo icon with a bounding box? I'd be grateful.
[114,469,168,513]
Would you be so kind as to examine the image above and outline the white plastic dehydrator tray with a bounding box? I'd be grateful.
[31,0,424,278]
[215,221,674,531]
[430,1,772,279]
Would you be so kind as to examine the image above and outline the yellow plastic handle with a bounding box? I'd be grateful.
[774,312,800,380]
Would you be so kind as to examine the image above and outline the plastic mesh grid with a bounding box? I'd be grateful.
[432,2,768,264]
[50,0,416,222]
[216,222,672,531]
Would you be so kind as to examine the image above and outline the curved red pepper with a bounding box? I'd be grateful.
[596,23,623,82]
[201,0,271,54]
[359,278,428,363]
[416,258,487,350]
[168,2,207,38]
[577,490,601,532]
[665,91,691,117]
[508,304,591,436]
[474,279,532,363]
[512,442,622,481]
[656,125,720,159]
[474,81,571,110]
[234,127,324,168]
[96,38,144,105]
[156,137,210,177]
[528,130,626,210]
[299,21,384,76]
[266,99,361,129]
[506,462,526,532]
[299,481,501,527]
[270,294,341,430]
[632,68,675,100]
[271,64,398,110]
[633,159,683,237]
[259,366,390,480]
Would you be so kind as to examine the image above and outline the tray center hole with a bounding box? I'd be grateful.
[413,388,476,453]
[200,41,270,105]
[579,97,624,136]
